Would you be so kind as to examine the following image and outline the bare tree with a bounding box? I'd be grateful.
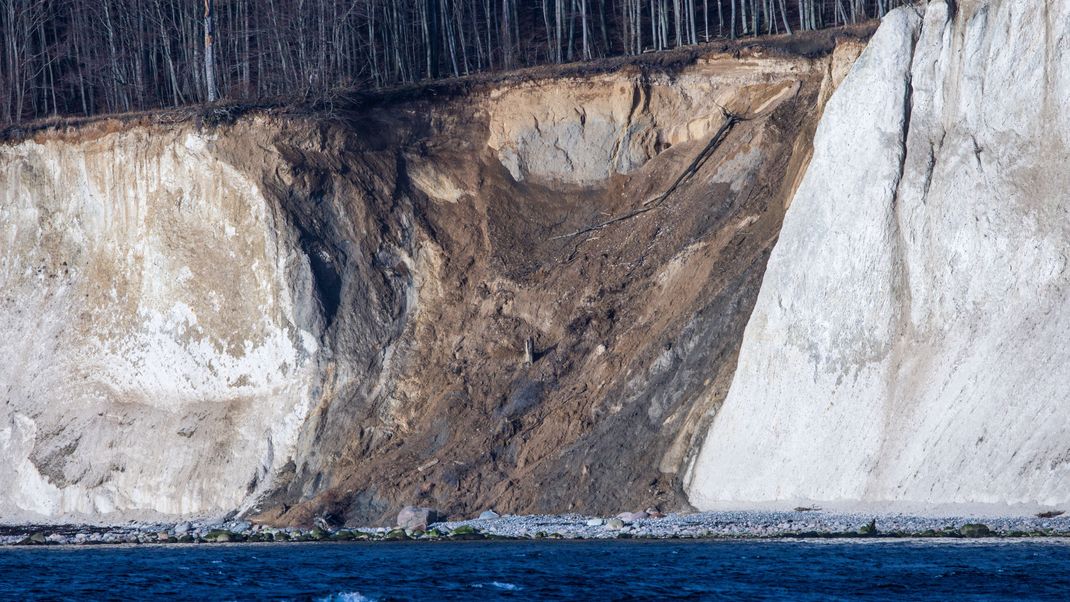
[204,0,218,101]
[0,0,910,128]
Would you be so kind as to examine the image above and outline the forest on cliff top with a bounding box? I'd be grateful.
[1,0,909,126]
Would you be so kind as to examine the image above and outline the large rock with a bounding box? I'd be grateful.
[689,0,1070,511]
[615,511,649,523]
[396,506,443,531]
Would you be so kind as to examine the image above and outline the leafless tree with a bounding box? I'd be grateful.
[0,0,908,127]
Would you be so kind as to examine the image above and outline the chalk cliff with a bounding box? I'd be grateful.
[0,30,864,525]
[689,0,1070,513]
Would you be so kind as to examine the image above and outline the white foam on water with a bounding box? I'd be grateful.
[317,593,374,602]
[473,582,523,591]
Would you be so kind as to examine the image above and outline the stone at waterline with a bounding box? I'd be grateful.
[315,514,345,531]
[397,506,444,531]
[21,533,47,545]
[960,524,993,538]
[616,511,649,523]
[226,521,252,533]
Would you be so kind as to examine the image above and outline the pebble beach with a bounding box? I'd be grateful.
[5,510,1070,546]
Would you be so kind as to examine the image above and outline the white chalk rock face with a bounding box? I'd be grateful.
[689,0,1070,512]
[0,128,318,521]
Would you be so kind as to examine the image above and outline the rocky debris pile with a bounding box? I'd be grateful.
[5,510,1070,546]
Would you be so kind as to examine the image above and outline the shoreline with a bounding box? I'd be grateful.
[4,510,1070,546]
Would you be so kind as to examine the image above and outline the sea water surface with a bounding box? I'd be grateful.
[3,539,1069,600]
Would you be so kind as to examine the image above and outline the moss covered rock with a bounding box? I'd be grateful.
[445,525,485,540]
[19,532,47,545]
[959,524,992,538]
[858,520,878,536]
[330,530,356,541]
[204,530,238,543]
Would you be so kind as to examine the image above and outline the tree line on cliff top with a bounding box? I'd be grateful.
[1,0,909,126]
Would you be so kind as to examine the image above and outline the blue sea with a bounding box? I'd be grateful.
[2,539,1069,600]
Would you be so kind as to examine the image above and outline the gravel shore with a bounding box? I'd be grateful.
[439,510,1070,539]
[4,510,1070,546]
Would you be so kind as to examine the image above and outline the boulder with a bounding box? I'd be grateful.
[315,513,345,531]
[225,521,252,533]
[397,506,443,531]
[448,525,483,539]
[959,524,992,538]
[615,511,649,523]
[24,532,46,545]
[586,518,604,527]
[606,518,625,530]
[204,530,233,543]
[478,510,501,520]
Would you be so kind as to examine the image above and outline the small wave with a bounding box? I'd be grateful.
[317,592,375,602]
[472,582,522,591]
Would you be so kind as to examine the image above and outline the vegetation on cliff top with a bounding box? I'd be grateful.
[1,0,909,127]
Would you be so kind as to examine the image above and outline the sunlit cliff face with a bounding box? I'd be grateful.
[0,125,322,520]
[690,0,1070,513]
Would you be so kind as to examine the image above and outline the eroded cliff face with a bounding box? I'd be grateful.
[689,0,1070,513]
[0,31,865,525]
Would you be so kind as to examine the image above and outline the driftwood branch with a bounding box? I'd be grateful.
[552,106,747,241]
